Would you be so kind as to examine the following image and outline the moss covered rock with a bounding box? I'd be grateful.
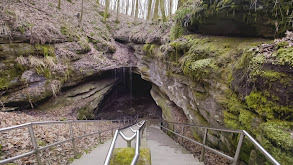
[172,0,293,39]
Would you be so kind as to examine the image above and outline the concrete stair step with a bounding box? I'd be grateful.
[146,125,202,165]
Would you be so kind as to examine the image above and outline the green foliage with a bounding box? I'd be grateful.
[37,140,47,146]
[77,107,95,120]
[36,67,52,78]
[17,23,33,34]
[35,44,55,57]
[60,25,70,36]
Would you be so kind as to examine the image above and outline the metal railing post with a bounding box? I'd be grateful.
[181,126,184,144]
[111,127,114,137]
[200,128,208,162]
[232,132,245,165]
[69,122,77,158]
[127,141,131,148]
[28,124,42,165]
[99,131,102,144]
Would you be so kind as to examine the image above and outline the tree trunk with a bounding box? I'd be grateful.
[126,0,129,15]
[104,0,109,22]
[160,0,166,22]
[169,0,172,18]
[153,0,159,20]
[134,0,139,19]
[131,0,135,16]
[116,0,120,22]
[146,0,153,20]
[79,0,84,27]
[58,0,61,9]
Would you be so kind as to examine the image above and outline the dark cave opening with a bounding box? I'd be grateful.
[95,68,162,120]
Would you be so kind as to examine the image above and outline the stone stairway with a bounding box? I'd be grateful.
[146,125,204,165]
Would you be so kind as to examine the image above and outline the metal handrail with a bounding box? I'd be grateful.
[104,120,146,165]
[160,120,281,165]
[0,119,134,165]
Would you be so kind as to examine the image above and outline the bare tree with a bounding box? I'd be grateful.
[160,0,166,22]
[126,0,130,14]
[169,0,173,18]
[153,0,159,20]
[135,0,139,19]
[146,0,153,20]
[79,0,84,27]
[116,0,120,22]
[104,0,110,22]
[131,0,135,16]
[58,0,61,9]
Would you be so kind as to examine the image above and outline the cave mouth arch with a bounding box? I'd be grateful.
[94,67,162,120]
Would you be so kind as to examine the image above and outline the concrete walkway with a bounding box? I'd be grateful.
[71,123,203,165]
[70,125,140,165]
[146,124,204,165]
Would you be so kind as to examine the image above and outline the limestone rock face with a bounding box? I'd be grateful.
[174,0,293,38]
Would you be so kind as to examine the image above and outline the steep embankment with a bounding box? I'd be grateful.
[113,1,293,164]
[0,0,137,118]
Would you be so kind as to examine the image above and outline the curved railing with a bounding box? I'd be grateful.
[104,120,146,165]
[0,119,134,165]
[160,119,281,165]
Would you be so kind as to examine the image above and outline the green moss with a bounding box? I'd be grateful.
[143,44,158,57]
[0,66,24,90]
[110,148,151,165]
[35,44,55,57]
[258,121,293,164]
[273,47,293,67]
[182,58,217,81]
[248,54,265,77]
[276,41,289,49]
[245,90,293,120]
[170,23,184,41]
[260,71,286,82]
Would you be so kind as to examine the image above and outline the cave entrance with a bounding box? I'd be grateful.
[95,68,162,120]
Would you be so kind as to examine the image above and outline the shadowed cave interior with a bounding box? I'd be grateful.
[95,68,162,120]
